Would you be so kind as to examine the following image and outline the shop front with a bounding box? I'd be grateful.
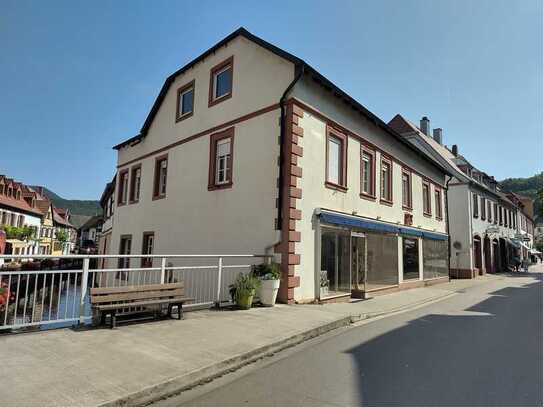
[317,210,449,300]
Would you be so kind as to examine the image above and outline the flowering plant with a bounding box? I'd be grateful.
[0,281,14,313]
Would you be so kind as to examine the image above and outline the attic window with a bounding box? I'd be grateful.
[209,56,233,107]
[176,80,195,122]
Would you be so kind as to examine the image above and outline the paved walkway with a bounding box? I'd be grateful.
[0,273,511,406]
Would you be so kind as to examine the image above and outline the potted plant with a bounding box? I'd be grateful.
[253,263,281,307]
[320,270,329,298]
[229,273,260,310]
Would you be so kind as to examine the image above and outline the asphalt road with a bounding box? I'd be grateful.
[155,268,543,407]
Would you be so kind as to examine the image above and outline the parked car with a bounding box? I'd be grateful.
[79,239,97,255]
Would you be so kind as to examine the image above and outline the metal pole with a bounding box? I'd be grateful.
[216,257,223,307]
[79,257,89,324]
[160,257,166,284]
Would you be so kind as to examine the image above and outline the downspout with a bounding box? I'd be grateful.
[445,175,452,278]
[276,63,305,234]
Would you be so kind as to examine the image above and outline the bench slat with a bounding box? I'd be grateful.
[93,297,193,311]
[90,282,183,295]
[91,289,185,304]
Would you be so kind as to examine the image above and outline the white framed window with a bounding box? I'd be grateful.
[216,138,231,185]
[209,57,233,106]
[176,80,195,121]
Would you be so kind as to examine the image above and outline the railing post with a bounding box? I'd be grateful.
[79,257,90,324]
[160,257,166,284]
[216,256,223,308]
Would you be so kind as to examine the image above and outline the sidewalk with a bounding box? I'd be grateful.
[1,274,505,407]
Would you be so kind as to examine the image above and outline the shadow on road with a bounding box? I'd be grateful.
[347,272,543,407]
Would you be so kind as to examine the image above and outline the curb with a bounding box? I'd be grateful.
[98,316,353,407]
[99,290,457,407]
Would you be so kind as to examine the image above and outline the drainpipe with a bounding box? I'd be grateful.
[445,175,452,278]
[276,63,305,235]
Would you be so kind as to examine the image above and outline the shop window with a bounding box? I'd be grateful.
[320,228,351,296]
[422,239,448,279]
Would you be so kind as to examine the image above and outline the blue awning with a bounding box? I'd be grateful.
[319,211,448,241]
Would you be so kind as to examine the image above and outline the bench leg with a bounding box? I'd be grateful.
[167,304,172,318]
[178,303,183,320]
[110,311,117,329]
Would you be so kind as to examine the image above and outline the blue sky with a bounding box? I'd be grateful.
[1,0,542,199]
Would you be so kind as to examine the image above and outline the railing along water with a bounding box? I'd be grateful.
[0,254,271,331]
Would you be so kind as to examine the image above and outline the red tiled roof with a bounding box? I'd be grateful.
[53,207,74,228]
[0,194,43,216]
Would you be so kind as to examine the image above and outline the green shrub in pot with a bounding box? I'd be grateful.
[229,273,261,310]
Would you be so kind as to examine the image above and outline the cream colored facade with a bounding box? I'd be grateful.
[110,34,294,270]
[108,29,450,303]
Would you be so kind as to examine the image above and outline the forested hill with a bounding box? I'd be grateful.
[500,172,543,218]
[31,186,102,217]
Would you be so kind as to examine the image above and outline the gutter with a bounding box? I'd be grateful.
[276,63,305,231]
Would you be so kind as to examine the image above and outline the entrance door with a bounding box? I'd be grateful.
[351,234,366,293]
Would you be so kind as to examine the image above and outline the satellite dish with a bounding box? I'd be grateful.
[453,241,462,250]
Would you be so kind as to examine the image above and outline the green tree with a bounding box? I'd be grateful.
[55,229,69,243]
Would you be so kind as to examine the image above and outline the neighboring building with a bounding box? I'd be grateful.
[78,215,103,245]
[507,192,536,261]
[389,115,529,277]
[0,176,43,257]
[0,180,75,256]
[52,207,77,254]
[535,217,543,244]
[98,177,115,269]
[107,28,451,304]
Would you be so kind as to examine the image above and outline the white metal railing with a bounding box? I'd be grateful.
[0,254,272,331]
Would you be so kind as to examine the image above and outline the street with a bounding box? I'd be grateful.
[156,267,543,407]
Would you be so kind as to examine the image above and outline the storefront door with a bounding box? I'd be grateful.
[351,233,367,293]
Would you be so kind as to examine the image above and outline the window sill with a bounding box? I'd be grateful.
[360,193,376,201]
[208,92,232,108]
[402,205,413,212]
[152,194,166,201]
[380,198,393,207]
[423,213,433,218]
[325,182,348,193]
[117,202,127,207]
[128,200,139,205]
[208,182,233,191]
[436,216,443,221]
[176,111,193,123]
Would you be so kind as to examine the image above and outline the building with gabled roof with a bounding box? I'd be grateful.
[107,28,452,303]
[389,114,533,276]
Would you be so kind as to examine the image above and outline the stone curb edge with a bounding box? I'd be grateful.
[98,291,457,407]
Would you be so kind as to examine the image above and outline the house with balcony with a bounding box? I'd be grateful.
[107,28,452,304]
[389,115,529,277]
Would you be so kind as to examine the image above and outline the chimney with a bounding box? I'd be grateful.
[420,116,430,136]
[433,128,443,145]
[452,144,458,156]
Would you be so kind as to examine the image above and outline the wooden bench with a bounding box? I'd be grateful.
[90,282,192,328]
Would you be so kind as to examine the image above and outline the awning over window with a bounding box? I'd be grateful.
[319,210,448,241]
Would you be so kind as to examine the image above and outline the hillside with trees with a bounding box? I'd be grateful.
[31,186,102,217]
[500,172,543,218]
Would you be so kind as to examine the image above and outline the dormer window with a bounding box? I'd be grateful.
[209,56,233,107]
[7,187,12,197]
